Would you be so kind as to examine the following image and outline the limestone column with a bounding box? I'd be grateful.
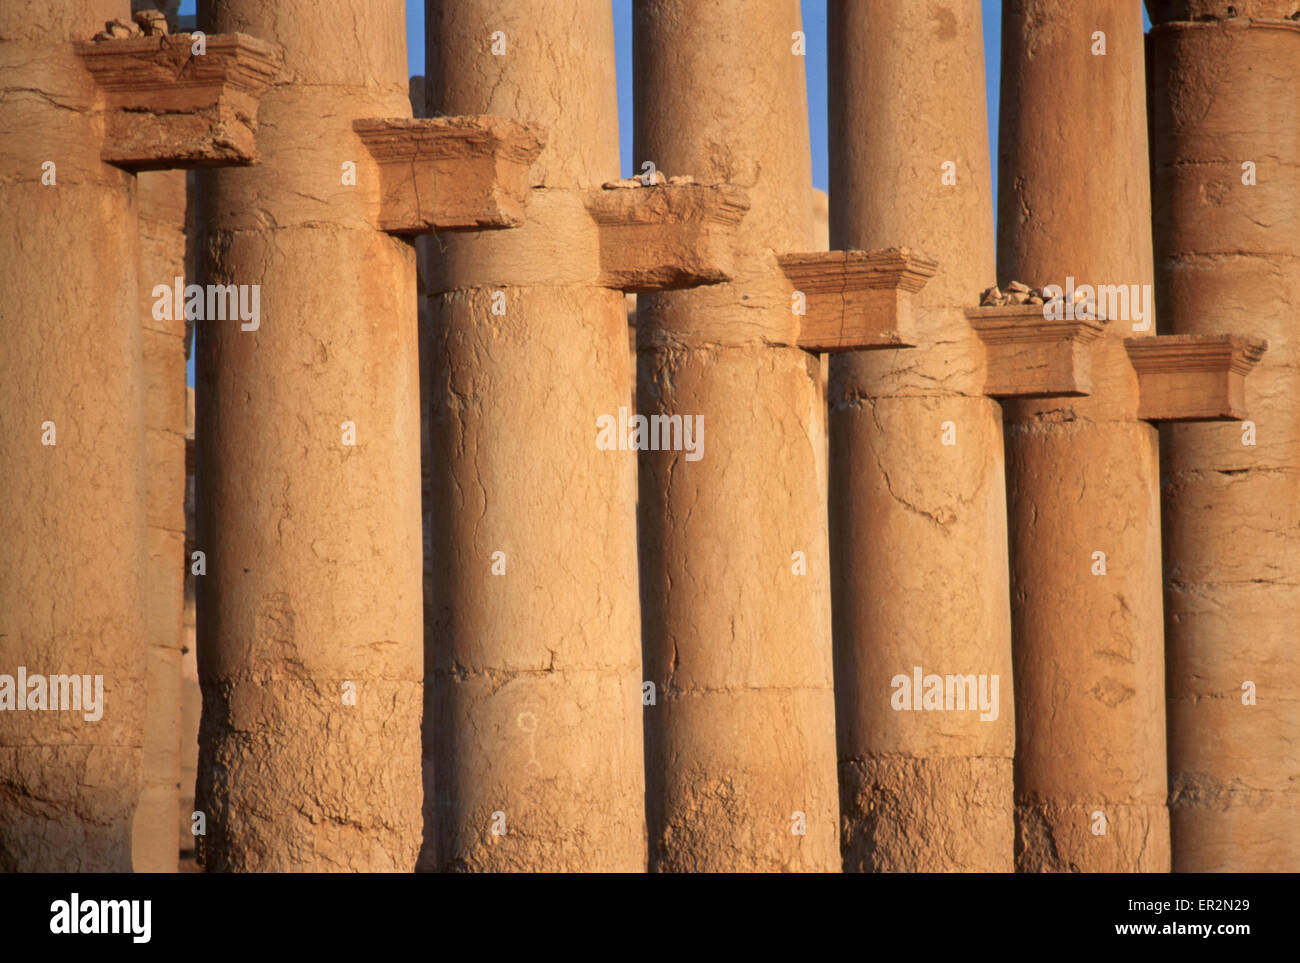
[422,0,646,872]
[132,0,187,876]
[1148,0,1300,871]
[136,164,188,873]
[195,0,422,870]
[180,389,199,862]
[634,0,842,872]
[828,0,1015,872]
[0,0,145,871]
[996,0,1264,872]
[1000,0,1167,873]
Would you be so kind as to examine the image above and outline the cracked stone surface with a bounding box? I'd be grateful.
[420,0,646,873]
[1000,0,1172,873]
[635,0,841,873]
[194,0,422,872]
[0,0,145,872]
[1150,13,1300,871]
[827,0,1014,872]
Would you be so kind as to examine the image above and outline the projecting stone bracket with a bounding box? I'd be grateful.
[584,182,750,292]
[354,117,546,233]
[966,305,1108,398]
[1124,334,1267,422]
[74,34,280,170]
[778,248,938,352]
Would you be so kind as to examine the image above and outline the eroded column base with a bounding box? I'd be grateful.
[647,688,840,873]
[0,745,139,872]
[196,679,420,872]
[1015,795,1170,872]
[839,755,1013,872]
[1170,781,1300,872]
[425,668,646,874]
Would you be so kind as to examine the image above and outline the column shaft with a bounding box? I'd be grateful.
[135,166,189,873]
[195,0,422,871]
[998,0,1170,871]
[0,0,145,872]
[422,0,646,872]
[1149,10,1300,871]
[635,0,841,872]
[829,0,1014,872]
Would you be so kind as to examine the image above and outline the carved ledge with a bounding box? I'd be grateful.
[778,248,937,352]
[1124,334,1268,422]
[584,183,748,292]
[74,34,280,170]
[966,305,1107,398]
[353,116,545,233]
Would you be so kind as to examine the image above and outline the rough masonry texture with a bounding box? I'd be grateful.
[828,0,1016,873]
[194,0,423,871]
[1148,0,1300,872]
[0,0,1292,876]
[634,0,842,872]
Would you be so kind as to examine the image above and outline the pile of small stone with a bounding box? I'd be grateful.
[602,173,697,189]
[980,280,1054,307]
[92,10,169,41]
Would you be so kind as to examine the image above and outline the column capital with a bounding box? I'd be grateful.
[584,180,748,293]
[74,33,280,170]
[777,248,937,352]
[966,306,1108,398]
[1125,334,1268,421]
[354,116,546,233]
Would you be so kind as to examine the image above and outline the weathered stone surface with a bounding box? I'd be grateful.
[967,305,1107,397]
[75,33,279,169]
[829,0,1017,873]
[354,116,545,232]
[1125,334,1267,421]
[421,0,647,873]
[636,0,841,873]
[586,181,748,292]
[999,0,1172,873]
[1149,13,1300,871]
[134,165,189,873]
[0,0,145,872]
[195,0,422,872]
[778,248,937,352]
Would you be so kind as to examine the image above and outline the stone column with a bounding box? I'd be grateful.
[135,163,188,873]
[634,0,842,872]
[0,0,144,871]
[1148,0,1300,872]
[828,0,1015,872]
[180,388,199,862]
[997,0,1267,872]
[422,0,646,872]
[131,0,188,878]
[195,0,422,870]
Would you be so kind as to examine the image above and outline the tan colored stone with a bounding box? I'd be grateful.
[777,248,937,351]
[75,33,279,169]
[1149,12,1300,871]
[966,305,1107,397]
[354,116,546,232]
[829,0,1016,872]
[421,0,647,873]
[195,0,423,872]
[636,0,841,873]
